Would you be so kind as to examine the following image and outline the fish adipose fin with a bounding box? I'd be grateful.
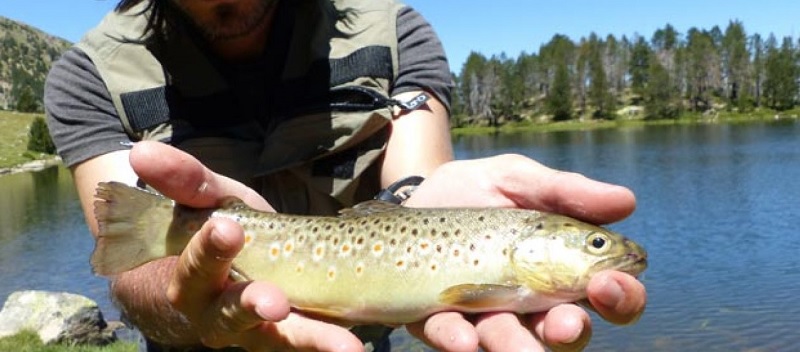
[438,284,523,309]
[92,182,178,276]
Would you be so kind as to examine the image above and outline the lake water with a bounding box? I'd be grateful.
[1,119,798,351]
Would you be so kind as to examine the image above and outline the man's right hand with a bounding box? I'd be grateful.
[130,141,365,351]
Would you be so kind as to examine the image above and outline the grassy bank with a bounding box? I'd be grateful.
[451,108,800,136]
[0,110,57,170]
[0,331,135,352]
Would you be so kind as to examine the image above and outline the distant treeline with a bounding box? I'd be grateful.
[450,21,799,126]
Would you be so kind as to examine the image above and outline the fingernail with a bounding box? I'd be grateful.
[209,226,236,257]
[255,299,282,321]
[597,276,625,309]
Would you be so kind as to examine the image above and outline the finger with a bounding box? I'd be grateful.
[261,314,365,352]
[406,312,479,352]
[489,154,636,224]
[200,281,290,349]
[167,217,244,318]
[129,141,272,210]
[528,305,592,352]
[473,312,543,352]
[586,270,647,325]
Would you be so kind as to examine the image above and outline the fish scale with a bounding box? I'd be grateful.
[92,181,647,325]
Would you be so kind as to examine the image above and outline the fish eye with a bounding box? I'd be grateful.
[587,233,610,254]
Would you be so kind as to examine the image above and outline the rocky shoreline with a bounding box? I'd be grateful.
[0,290,132,346]
[0,156,62,176]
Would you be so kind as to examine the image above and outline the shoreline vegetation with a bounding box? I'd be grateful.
[451,107,799,136]
[2,108,798,174]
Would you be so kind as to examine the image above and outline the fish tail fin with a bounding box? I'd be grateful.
[92,181,178,276]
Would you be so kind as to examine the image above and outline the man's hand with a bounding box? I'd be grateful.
[403,154,647,352]
[130,141,366,351]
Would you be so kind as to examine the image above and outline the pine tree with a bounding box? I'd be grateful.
[27,116,56,154]
[644,59,680,119]
[548,62,573,120]
[15,85,39,113]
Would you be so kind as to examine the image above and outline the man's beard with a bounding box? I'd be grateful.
[192,0,276,41]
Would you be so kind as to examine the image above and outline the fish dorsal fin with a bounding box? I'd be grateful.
[339,200,402,217]
[219,196,249,210]
[438,284,523,310]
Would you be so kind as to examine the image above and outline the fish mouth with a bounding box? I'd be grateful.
[620,252,648,277]
[596,251,647,277]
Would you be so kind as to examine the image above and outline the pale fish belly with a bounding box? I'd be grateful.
[226,208,538,324]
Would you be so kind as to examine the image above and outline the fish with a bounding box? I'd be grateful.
[91,181,647,325]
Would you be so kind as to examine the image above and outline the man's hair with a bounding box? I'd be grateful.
[116,0,178,37]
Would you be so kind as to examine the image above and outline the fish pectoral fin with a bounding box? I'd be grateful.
[438,284,523,309]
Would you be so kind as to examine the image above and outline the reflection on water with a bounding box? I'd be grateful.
[0,167,114,318]
[1,120,799,351]
[451,120,800,351]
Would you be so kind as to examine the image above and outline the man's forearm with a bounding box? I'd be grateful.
[111,256,203,346]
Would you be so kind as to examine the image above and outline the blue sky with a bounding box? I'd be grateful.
[1,1,799,72]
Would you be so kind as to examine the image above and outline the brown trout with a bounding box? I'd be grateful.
[92,181,647,325]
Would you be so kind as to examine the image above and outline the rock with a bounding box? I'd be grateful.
[0,290,122,346]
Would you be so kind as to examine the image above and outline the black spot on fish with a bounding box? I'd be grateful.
[436,244,443,253]
[411,229,419,236]
[400,226,407,233]
[384,225,392,231]
[439,217,446,223]
[469,243,476,251]
[454,229,462,237]
[338,223,346,229]
[356,237,365,245]
[534,223,544,230]
[430,229,437,237]
[423,218,430,225]
[348,227,355,234]
[473,259,480,266]
[390,238,398,246]
[478,216,486,222]
[442,231,449,238]
[370,231,377,239]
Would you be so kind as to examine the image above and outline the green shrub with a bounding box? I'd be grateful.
[26,116,55,154]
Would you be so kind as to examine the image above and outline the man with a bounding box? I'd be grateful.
[45,0,646,351]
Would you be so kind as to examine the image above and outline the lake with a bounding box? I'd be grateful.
[1,119,798,351]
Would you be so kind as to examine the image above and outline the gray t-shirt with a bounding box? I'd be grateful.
[45,6,453,168]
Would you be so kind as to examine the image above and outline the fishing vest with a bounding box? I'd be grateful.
[76,0,409,215]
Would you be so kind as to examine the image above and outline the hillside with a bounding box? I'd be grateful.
[0,16,71,111]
